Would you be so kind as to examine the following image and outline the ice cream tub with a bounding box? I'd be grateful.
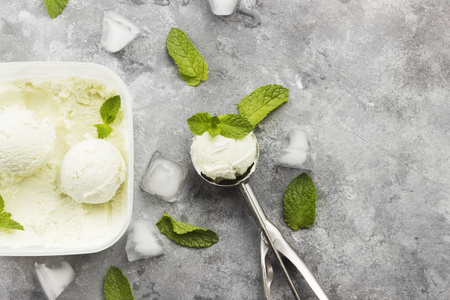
[0,62,134,256]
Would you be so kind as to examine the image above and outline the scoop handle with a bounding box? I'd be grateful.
[239,182,329,300]
[261,232,274,300]
[239,182,301,300]
[264,219,330,300]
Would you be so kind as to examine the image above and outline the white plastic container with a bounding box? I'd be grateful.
[0,62,134,256]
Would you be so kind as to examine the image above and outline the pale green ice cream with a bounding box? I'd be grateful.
[0,106,56,176]
[0,77,128,248]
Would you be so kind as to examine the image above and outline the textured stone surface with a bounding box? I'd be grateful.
[1,0,449,299]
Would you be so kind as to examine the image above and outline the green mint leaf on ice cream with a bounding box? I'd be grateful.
[100,95,121,125]
[94,124,113,139]
[284,173,317,230]
[0,195,24,231]
[187,113,254,139]
[104,266,134,300]
[94,95,121,139]
[238,84,289,126]
[215,114,254,138]
[186,112,212,135]
[166,27,208,86]
[157,212,218,248]
[186,85,288,139]
[45,0,70,19]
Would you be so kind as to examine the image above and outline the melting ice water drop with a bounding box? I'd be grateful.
[101,11,141,53]
[140,151,187,202]
[35,261,75,300]
[275,129,314,169]
[126,220,166,262]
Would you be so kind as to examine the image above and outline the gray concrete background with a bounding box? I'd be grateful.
[1,0,449,299]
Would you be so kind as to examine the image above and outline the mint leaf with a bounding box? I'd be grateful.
[284,173,317,230]
[100,95,121,125]
[187,112,212,135]
[156,212,218,248]
[94,124,113,139]
[0,213,24,231]
[166,27,208,86]
[104,267,134,300]
[187,113,254,139]
[215,114,254,139]
[45,0,69,19]
[95,95,121,139]
[0,195,24,231]
[208,116,221,137]
[238,84,289,126]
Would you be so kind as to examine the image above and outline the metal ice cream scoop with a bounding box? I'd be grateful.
[193,138,329,300]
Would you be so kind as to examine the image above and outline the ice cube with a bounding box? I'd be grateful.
[140,151,187,202]
[275,129,314,169]
[208,0,239,16]
[101,11,141,53]
[34,261,75,300]
[126,220,166,262]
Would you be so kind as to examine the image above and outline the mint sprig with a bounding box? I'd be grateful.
[284,173,317,230]
[156,212,218,248]
[45,0,70,19]
[166,27,208,86]
[94,95,121,139]
[94,124,113,139]
[187,85,288,139]
[187,113,254,139]
[238,84,289,126]
[0,195,24,231]
[100,95,121,125]
[104,267,134,300]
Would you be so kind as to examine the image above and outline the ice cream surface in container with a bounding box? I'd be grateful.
[190,132,258,182]
[0,62,133,255]
[0,106,55,177]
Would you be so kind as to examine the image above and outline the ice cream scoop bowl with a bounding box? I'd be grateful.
[193,137,329,300]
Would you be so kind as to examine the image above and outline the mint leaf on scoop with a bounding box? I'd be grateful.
[186,112,213,135]
[166,27,208,86]
[94,124,113,139]
[208,115,221,137]
[284,173,317,230]
[156,212,218,248]
[0,195,24,231]
[238,84,289,126]
[104,267,134,300]
[45,0,70,19]
[215,114,254,139]
[187,113,254,139]
[100,95,121,125]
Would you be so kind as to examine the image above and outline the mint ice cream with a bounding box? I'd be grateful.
[190,132,258,182]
